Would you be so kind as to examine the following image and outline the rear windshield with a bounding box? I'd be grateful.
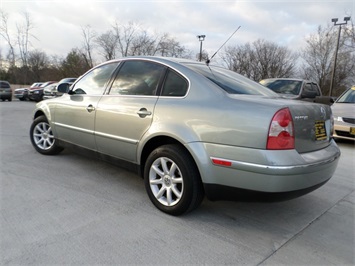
[0,82,10,88]
[184,63,276,96]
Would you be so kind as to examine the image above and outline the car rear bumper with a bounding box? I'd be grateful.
[14,94,27,99]
[28,93,43,101]
[187,139,340,195]
[0,92,12,99]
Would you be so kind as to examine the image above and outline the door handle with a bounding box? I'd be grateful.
[137,108,152,118]
[86,104,95,113]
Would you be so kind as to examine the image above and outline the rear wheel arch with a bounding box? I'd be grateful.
[140,136,186,177]
[143,141,205,215]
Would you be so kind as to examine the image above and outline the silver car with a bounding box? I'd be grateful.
[30,57,341,215]
[332,86,355,141]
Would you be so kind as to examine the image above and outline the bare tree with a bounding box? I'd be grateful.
[342,17,355,49]
[113,21,140,57]
[222,44,255,79]
[81,25,96,68]
[27,50,49,81]
[130,30,158,56]
[16,12,36,68]
[221,39,297,81]
[157,34,192,58]
[95,30,118,60]
[0,10,16,67]
[301,24,355,96]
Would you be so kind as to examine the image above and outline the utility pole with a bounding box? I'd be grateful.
[197,35,206,62]
[329,16,351,96]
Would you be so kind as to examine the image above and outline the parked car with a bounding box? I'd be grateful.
[331,86,355,141]
[28,81,57,102]
[0,80,12,101]
[41,83,59,100]
[259,78,334,105]
[14,82,43,101]
[43,78,76,99]
[30,57,341,215]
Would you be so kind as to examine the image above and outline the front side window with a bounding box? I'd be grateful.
[71,62,119,95]
[110,60,166,96]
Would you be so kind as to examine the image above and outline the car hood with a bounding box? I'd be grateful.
[331,103,355,118]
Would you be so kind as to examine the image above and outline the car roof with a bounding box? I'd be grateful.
[103,56,205,67]
[260,78,315,83]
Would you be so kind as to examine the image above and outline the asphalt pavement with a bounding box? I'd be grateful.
[1,100,354,265]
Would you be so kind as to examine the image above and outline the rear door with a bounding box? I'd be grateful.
[95,60,166,162]
[53,62,119,150]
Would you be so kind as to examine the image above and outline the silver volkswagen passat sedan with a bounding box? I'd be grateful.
[30,57,341,215]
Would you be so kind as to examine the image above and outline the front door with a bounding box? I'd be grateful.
[53,62,120,150]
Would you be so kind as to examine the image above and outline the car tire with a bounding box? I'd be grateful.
[30,115,63,155]
[144,144,204,215]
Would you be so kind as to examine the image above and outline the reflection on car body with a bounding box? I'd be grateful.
[28,81,57,102]
[43,78,77,99]
[30,57,341,215]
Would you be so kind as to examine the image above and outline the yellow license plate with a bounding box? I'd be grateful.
[315,121,327,141]
[350,127,355,135]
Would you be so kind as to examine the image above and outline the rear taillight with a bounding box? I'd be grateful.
[267,108,294,150]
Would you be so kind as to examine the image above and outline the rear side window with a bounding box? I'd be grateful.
[303,83,320,96]
[311,83,321,96]
[161,70,188,97]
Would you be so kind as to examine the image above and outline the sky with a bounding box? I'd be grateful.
[0,0,354,65]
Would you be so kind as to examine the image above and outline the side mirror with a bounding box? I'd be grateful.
[301,90,317,98]
[57,83,70,93]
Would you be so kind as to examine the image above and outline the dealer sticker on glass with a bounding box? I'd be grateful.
[315,120,327,141]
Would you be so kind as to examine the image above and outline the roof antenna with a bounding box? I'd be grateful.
[206,26,241,65]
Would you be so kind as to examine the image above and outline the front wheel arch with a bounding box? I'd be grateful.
[30,115,63,155]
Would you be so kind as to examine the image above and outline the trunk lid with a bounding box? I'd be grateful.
[288,102,332,153]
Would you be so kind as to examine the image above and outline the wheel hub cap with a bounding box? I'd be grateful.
[163,175,172,186]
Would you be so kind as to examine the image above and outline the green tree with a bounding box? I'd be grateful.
[61,49,91,77]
